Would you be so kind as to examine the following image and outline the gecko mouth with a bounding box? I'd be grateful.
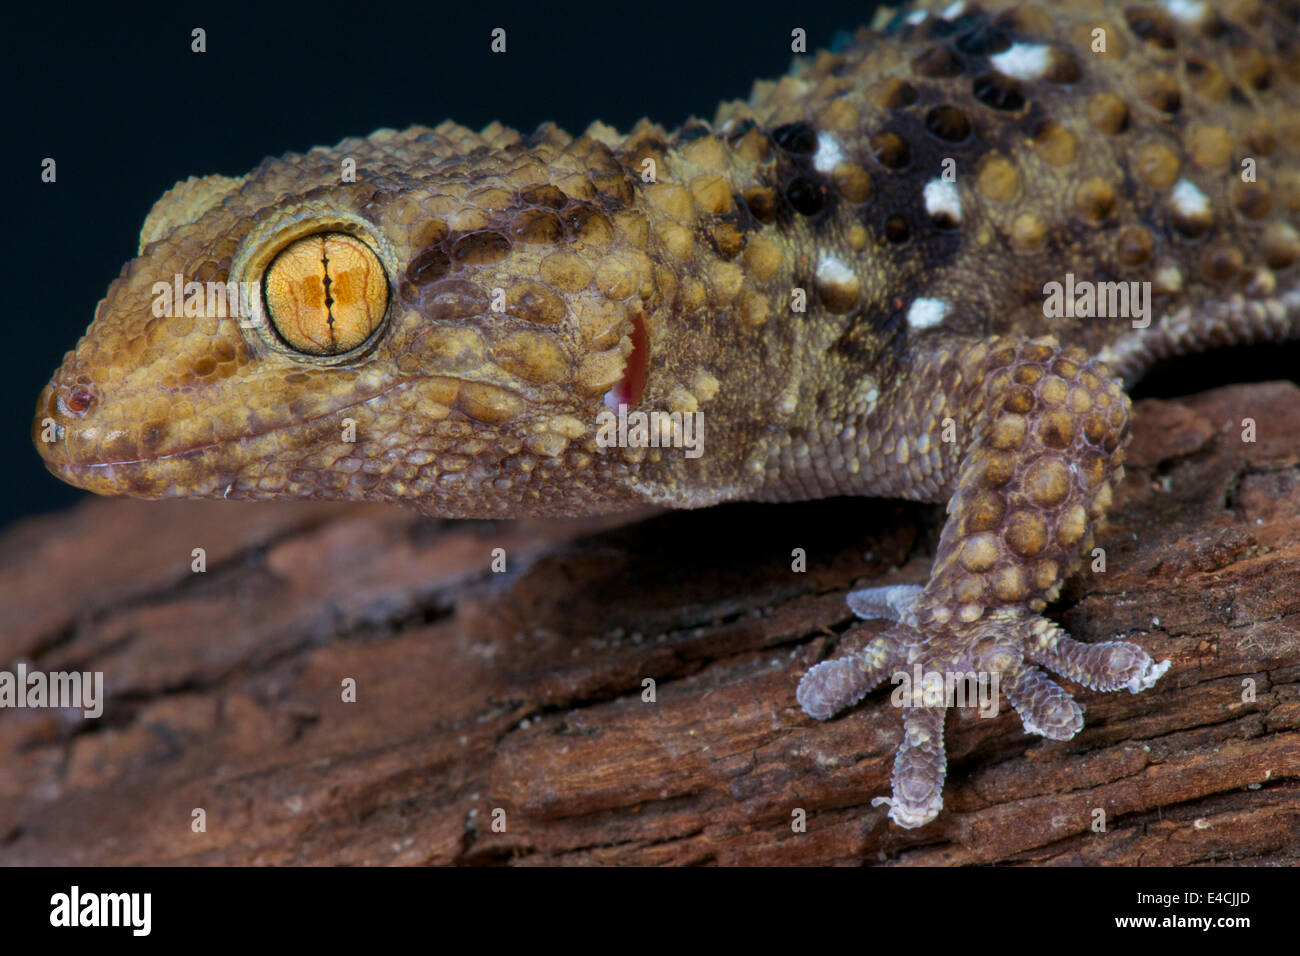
[43,455,232,499]
[40,417,343,500]
[36,368,546,502]
[35,377,422,498]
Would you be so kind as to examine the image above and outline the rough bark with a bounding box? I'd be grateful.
[2,382,1298,865]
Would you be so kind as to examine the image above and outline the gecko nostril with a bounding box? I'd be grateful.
[61,388,94,416]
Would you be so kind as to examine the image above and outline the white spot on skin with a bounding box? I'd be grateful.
[941,1,966,19]
[907,297,950,330]
[850,375,879,416]
[989,43,1052,80]
[905,10,928,25]
[923,179,962,224]
[1161,0,1206,23]
[1154,264,1183,293]
[1171,179,1210,217]
[816,253,855,286]
[812,133,844,174]
[861,384,880,414]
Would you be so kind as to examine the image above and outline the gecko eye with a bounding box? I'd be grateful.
[263,232,389,355]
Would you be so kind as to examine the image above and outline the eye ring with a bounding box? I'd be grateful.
[229,208,398,365]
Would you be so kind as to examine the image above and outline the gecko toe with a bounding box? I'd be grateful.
[845,584,923,623]
[1003,663,1084,739]
[1024,623,1172,694]
[1128,655,1172,693]
[871,704,947,828]
[797,633,904,720]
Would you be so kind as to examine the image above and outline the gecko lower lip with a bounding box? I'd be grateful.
[42,453,229,499]
[42,430,258,475]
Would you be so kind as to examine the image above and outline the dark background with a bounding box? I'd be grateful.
[6,1,1298,532]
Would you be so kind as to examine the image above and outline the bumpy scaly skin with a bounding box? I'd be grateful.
[34,0,1300,827]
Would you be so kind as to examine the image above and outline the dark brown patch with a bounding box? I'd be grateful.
[925,105,973,143]
[452,231,510,266]
[422,279,487,318]
[884,215,911,244]
[973,73,1025,111]
[1125,5,1178,50]
[742,186,778,223]
[870,131,912,169]
[519,184,567,208]
[771,122,818,154]
[877,79,920,108]
[954,21,1010,56]
[912,46,965,78]
[786,177,827,216]
[407,248,451,286]
[511,208,564,244]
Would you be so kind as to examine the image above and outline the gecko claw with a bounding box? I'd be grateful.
[1129,656,1172,693]
[870,794,942,830]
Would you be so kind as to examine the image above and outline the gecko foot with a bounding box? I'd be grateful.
[799,606,1170,828]
[801,338,1171,827]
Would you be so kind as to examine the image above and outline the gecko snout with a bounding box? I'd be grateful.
[32,374,111,482]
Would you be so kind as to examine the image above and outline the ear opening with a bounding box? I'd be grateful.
[603,311,649,408]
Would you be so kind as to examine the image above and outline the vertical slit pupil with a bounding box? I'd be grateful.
[320,238,335,331]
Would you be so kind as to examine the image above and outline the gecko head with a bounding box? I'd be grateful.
[33,125,703,516]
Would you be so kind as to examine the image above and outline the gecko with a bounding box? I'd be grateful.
[33,0,1300,829]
